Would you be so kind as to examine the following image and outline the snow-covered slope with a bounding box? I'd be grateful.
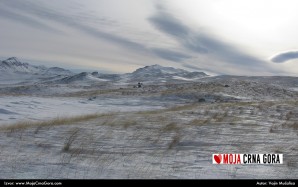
[133,64,187,75]
[127,64,208,82]
[0,58,208,84]
[57,72,107,84]
[0,57,72,76]
[0,57,46,74]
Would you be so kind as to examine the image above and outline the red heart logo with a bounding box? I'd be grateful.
[214,154,222,164]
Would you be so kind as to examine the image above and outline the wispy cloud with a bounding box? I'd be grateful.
[148,7,208,54]
[271,51,298,63]
[0,5,61,34]
[151,48,191,62]
[148,4,277,73]
[0,0,290,75]
[0,0,149,53]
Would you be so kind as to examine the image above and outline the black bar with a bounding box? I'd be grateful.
[0,179,297,187]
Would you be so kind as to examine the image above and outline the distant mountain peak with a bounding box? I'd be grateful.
[0,57,72,75]
[2,57,28,67]
[134,64,187,74]
[144,64,163,68]
[6,57,19,62]
[130,64,208,82]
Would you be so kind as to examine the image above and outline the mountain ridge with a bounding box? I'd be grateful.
[127,64,208,82]
[0,57,72,75]
[0,57,208,83]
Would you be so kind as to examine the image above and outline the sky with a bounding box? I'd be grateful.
[0,0,298,75]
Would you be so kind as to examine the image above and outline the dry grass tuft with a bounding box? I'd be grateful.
[287,161,297,168]
[122,120,138,129]
[188,119,209,126]
[283,122,298,130]
[0,113,113,131]
[269,125,280,133]
[285,111,293,120]
[62,128,80,152]
[164,104,198,112]
[162,122,179,132]
[168,134,181,150]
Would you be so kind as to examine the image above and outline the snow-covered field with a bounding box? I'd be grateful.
[0,100,297,179]
[0,96,168,124]
[0,58,298,179]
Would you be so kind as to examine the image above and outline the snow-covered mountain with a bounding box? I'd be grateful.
[53,64,208,84]
[0,57,72,75]
[58,72,107,84]
[0,57,45,73]
[0,57,208,84]
[127,64,208,82]
[133,64,187,75]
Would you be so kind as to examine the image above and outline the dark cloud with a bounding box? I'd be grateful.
[1,0,202,63]
[0,6,62,34]
[271,51,298,63]
[75,25,147,52]
[151,48,191,62]
[182,63,220,75]
[148,6,276,73]
[0,0,147,52]
[0,0,287,75]
[148,11,208,53]
[148,12,190,38]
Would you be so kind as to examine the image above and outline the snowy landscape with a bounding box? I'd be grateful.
[0,57,297,179]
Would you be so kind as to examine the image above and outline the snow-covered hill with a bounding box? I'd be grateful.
[58,72,108,84]
[0,57,72,76]
[126,64,208,82]
[0,58,208,84]
[0,57,45,74]
[133,64,187,75]
[54,64,208,84]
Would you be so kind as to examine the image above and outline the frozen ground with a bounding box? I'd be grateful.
[0,100,297,179]
[0,62,298,179]
[0,96,169,124]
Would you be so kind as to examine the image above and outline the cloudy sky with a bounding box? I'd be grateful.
[0,0,298,75]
